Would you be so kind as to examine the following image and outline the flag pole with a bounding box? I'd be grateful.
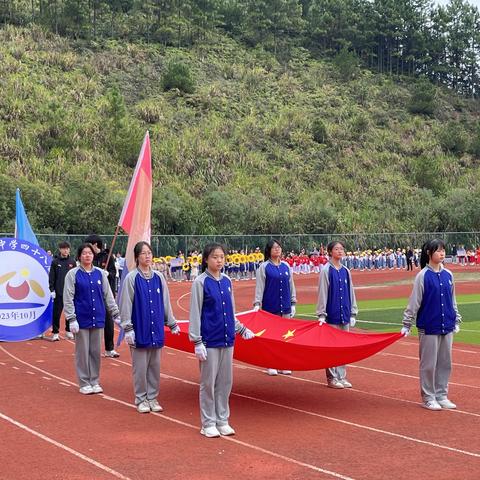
[104,224,121,272]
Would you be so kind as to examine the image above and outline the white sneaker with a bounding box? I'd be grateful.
[217,424,235,436]
[91,384,103,394]
[278,370,292,375]
[200,426,221,438]
[148,399,163,412]
[52,334,60,341]
[79,385,94,395]
[327,380,345,389]
[137,400,151,413]
[437,398,456,409]
[65,332,74,340]
[340,379,352,388]
[422,400,442,411]
[104,350,120,358]
[267,368,278,376]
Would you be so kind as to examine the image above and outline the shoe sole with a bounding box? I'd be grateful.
[422,404,442,411]
[327,383,344,389]
[200,429,220,438]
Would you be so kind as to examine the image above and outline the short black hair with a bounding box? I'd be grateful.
[201,243,226,272]
[264,239,282,260]
[84,234,103,250]
[327,241,345,255]
[58,241,70,249]
[77,243,95,261]
[134,241,153,266]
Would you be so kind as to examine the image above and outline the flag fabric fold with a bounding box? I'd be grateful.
[118,131,152,271]
[15,189,39,245]
[164,310,402,370]
[115,132,152,346]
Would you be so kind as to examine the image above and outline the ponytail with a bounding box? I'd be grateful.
[420,241,430,269]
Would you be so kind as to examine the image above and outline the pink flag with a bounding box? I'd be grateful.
[118,131,152,271]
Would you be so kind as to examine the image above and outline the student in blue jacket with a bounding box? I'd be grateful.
[189,243,254,438]
[316,240,358,389]
[253,239,297,376]
[120,241,180,413]
[402,239,461,411]
[63,243,120,395]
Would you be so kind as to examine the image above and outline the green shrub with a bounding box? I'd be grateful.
[408,79,436,116]
[438,121,468,154]
[311,118,328,144]
[161,60,195,94]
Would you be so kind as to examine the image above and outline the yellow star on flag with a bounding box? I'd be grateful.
[255,329,266,337]
[282,329,296,341]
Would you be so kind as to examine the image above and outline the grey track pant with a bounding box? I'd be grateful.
[326,323,350,382]
[419,331,453,402]
[131,347,161,405]
[199,347,233,428]
[75,328,103,388]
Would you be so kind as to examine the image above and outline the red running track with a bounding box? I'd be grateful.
[1,266,479,479]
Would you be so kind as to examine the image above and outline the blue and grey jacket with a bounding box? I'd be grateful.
[253,260,296,315]
[316,262,358,325]
[63,266,119,329]
[119,268,177,348]
[403,265,461,335]
[189,271,246,348]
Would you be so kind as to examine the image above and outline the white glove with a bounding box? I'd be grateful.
[401,326,410,337]
[69,320,79,334]
[50,291,56,299]
[242,328,255,340]
[195,343,207,361]
[350,317,356,328]
[253,305,260,312]
[454,324,460,334]
[170,324,181,335]
[125,330,136,346]
[290,305,296,318]
[318,316,326,325]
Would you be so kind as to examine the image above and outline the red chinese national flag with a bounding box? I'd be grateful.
[118,131,152,271]
[164,310,402,371]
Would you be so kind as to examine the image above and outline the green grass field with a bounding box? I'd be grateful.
[296,294,480,345]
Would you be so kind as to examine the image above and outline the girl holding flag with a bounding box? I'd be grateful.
[316,240,358,389]
[119,241,180,413]
[253,239,297,376]
[189,243,254,438]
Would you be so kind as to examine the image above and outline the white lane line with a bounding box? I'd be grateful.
[349,365,480,389]
[26,371,35,375]
[175,292,190,314]
[42,377,51,381]
[112,351,480,455]
[59,382,71,387]
[380,352,480,369]
[0,348,357,480]
[12,366,19,370]
[0,412,132,480]
[0,362,6,365]
[36,360,45,363]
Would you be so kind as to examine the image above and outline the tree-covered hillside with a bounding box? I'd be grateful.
[1,2,480,235]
